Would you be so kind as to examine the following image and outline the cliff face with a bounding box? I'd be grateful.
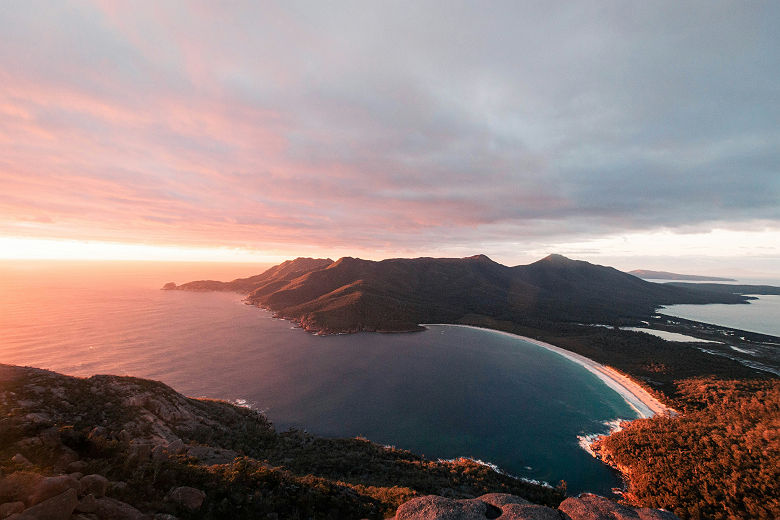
[165,254,751,334]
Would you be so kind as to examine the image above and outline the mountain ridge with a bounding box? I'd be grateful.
[630,269,736,281]
[165,254,754,335]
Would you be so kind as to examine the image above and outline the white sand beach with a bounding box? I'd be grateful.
[423,324,675,419]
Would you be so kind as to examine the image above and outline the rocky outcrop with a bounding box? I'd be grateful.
[558,494,678,520]
[0,469,157,520]
[79,474,109,498]
[0,472,206,520]
[0,364,271,452]
[394,495,500,519]
[391,493,680,520]
[92,497,148,520]
[0,502,25,518]
[166,486,205,511]
[0,365,252,518]
[8,488,78,520]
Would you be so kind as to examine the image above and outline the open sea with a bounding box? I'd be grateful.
[1,260,718,495]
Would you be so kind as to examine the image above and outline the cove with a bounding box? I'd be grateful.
[257,323,639,495]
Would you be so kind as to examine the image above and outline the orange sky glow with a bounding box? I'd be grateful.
[1,2,778,277]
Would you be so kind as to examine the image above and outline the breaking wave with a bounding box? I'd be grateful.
[577,419,625,458]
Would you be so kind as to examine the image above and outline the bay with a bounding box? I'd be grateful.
[0,260,638,494]
[660,294,780,337]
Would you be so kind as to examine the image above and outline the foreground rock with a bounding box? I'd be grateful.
[559,494,679,520]
[392,493,679,520]
[0,469,148,520]
[10,489,77,520]
[166,486,205,511]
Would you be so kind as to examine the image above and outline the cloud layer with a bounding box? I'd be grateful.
[1,1,778,260]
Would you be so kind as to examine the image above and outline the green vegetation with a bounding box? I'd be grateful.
[593,379,779,520]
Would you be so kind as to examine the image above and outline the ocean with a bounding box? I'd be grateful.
[0,260,640,494]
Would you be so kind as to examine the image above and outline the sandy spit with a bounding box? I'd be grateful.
[422,324,675,419]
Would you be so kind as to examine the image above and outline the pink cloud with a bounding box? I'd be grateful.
[0,1,775,260]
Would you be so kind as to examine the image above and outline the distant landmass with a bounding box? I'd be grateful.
[664,282,780,295]
[629,269,736,281]
[165,254,757,335]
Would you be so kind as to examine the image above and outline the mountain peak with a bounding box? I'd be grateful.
[465,254,496,263]
[175,253,751,333]
[292,256,334,263]
[540,253,573,263]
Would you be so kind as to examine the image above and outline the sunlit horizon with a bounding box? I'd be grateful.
[1,2,777,277]
[2,229,779,279]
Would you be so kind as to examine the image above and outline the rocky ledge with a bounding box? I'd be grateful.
[0,471,202,520]
[390,493,678,520]
[0,364,676,519]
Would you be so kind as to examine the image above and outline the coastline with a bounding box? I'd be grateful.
[422,323,675,419]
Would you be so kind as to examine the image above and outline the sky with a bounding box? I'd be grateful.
[1,1,778,276]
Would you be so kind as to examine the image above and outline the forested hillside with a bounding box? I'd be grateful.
[593,379,779,520]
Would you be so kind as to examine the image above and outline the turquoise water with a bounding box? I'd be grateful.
[0,261,638,494]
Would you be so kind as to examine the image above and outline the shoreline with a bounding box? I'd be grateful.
[422,324,675,419]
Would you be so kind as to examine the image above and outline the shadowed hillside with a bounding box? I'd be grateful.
[163,257,334,293]
[167,254,751,334]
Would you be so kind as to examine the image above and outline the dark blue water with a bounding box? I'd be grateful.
[0,261,637,494]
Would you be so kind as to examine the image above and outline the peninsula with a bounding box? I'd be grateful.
[164,254,759,335]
